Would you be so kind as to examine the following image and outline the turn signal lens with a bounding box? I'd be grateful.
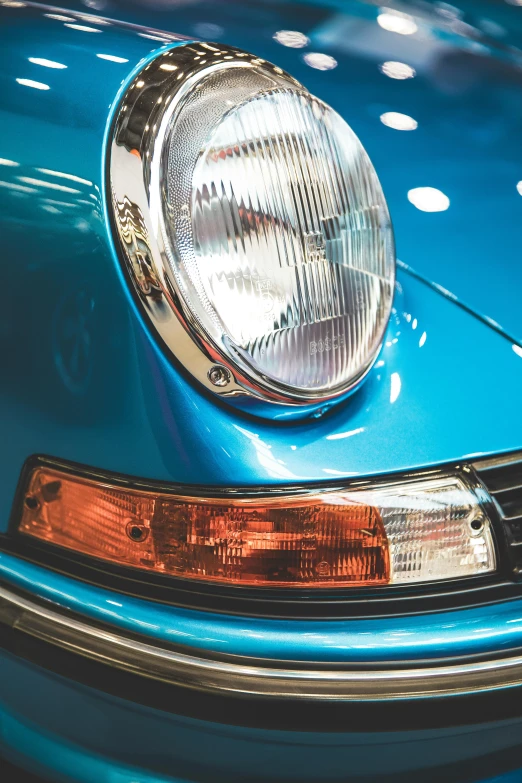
[18,467,495,588]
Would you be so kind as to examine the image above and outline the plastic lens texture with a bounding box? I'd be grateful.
[19,469,495,587]
[162,65,394,397]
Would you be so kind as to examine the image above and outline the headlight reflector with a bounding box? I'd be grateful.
[110,45,395,410]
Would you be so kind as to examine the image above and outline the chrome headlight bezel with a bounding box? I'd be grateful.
[109,43,395,417]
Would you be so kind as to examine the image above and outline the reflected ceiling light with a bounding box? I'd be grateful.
[96,53,129,63]
[0,158,19,166]
[16,78,50,90]
[303,52,337,70]
[408,187,450,212]
[44,13,74,20]
[380,111,418,130]
[390,372,401,403]
[138,33,171,42]
[159,63,178,71]
[64,23,102,32]
[36,169,92,185]
[377,12,418,35]
[512,345,522,358]
[28,57,67,69]
[17,177,80,193]
[76,14,110,25]
[380,61,416,79]
[516,181,522,196]
[0,180,37,193]
[273,30,310,48]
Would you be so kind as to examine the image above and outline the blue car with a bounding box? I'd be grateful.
[1,0,522,781]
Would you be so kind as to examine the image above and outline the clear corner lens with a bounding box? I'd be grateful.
[358,475,496,584]
[160,63,395,399]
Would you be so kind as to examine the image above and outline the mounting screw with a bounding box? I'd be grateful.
[24,495,39,511]
[208,364,231,387]
[126,521,149,543]
[470,518,484,534]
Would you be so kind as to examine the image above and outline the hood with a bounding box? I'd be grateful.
[54,0,522,342]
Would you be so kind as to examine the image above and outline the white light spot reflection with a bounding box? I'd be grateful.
[36,169,92,186]
[16,78,50,90]
[380,112,418,131]
[380,61,416,80]
[517,181,522,196]
[513,345,522,358]
[377,11,418,35]
[64,23,102,33]
[44,13,74,21]
[28,57,67,69]
[303,52,337,71]
[273,30,310,48]
[17,177,80,194]
[327,427,365,441]
[390,372,401,403]
[0,159,19,167]
[408,187,450,212]
[96,54,129,63]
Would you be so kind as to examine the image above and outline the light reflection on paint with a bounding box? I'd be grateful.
[377,11,418,35]
[390,372,401,403]
[408,187,450,212]
[16,78,50,90]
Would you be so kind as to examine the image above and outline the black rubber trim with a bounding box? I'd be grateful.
[2,454,516,619]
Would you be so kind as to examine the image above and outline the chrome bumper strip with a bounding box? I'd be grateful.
[1,585,522,701]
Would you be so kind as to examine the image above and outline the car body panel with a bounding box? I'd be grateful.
[3,550,522,664]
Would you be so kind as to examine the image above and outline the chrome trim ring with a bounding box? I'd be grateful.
[3,584,522,701]
[108,43,392,416]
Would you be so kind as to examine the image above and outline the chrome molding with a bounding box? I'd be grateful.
[2,584,522,701]
[108,43,387,416]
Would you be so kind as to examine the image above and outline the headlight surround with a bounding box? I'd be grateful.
[110,44,395,416]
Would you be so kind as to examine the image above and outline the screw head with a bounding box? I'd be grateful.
[208,364,231,387]
[125,521,149,542]
[25,495,39,511]
[470,518,484,534]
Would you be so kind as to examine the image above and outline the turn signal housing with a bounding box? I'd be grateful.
[18,463,496,588]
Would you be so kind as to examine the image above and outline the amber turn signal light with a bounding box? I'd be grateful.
[19,467,390,587]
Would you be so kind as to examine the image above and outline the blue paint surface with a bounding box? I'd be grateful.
[3,551,522,664]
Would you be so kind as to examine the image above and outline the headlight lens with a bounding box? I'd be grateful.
[111,45,395,410]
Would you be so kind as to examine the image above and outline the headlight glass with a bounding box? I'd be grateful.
[163,67,394,396]
[111,45,395,409]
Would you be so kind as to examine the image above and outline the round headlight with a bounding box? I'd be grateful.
[110,44,395,415]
